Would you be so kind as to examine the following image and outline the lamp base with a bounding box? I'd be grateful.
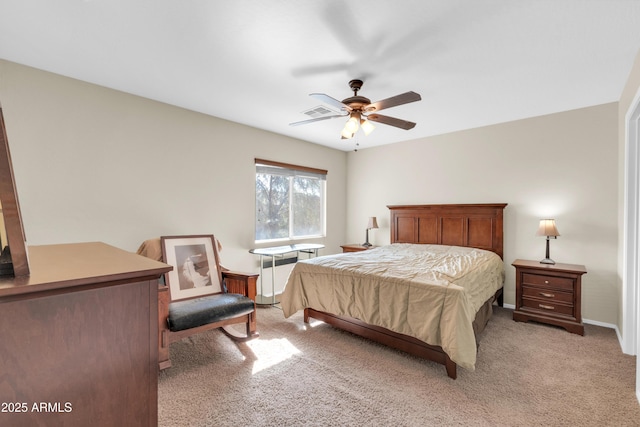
[362,228,372,247]
[540,237,555,265]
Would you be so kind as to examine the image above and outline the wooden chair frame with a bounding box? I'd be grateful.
[157,269,258,370]
[137,236,258,370]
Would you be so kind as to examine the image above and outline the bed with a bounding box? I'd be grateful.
[280,203,507,379]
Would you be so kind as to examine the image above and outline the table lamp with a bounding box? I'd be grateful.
[537,219,560,264]
[363,217,378,247]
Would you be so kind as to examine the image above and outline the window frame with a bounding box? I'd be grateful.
[255,158,327,243]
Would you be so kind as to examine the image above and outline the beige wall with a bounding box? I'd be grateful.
[0,60,348,278]
[346,103,619,325]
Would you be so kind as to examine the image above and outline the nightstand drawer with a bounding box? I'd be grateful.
[522,273,574,291]
[522,298,574,317]
[522,286,573,304]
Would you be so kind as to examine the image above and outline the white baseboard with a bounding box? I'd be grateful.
[499,304,619,331]
[583,317,618,331]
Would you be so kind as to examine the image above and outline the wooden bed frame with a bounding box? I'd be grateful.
[304,203,507,379]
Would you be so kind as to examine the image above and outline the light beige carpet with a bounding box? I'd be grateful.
[158,306,640,426]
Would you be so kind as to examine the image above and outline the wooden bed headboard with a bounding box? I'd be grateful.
[388,204,508,259]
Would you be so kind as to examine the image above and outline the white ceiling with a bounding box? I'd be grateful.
[1,0,640,151]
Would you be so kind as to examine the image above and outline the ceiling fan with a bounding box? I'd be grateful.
[290,79,421,139]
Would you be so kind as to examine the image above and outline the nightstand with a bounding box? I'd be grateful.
[512,259,587,335]
[340,244,376,253]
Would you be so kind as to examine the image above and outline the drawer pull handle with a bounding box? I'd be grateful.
[544,280,549,284]
[539,304,555,310]
[539,292,555,298]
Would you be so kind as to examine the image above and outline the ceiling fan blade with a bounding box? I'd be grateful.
[310,93,351,111]
[289,114,347,127]
[367,113,416,130]
[366,91,421,112]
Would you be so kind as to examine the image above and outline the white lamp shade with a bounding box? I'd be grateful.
[341,126,354,139]
[367,217,379,229]
[344,115,360,133]
[360,119,375,136]
[536,219,560,237]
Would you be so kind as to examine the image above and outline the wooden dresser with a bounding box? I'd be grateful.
[0,242,171,427]
[512,259,587,335]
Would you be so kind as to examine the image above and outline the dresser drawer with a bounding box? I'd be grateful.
[522,285,573,304]
[522,297,574,317]
[522,273,574,291]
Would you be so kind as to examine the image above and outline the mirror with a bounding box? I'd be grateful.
[0,107,29,276]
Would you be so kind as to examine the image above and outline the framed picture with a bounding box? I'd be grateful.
[161,235,223,301]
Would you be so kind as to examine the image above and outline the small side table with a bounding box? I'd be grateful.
[512,259,587,335]
[340,244,376,253]
[249,243,324,306]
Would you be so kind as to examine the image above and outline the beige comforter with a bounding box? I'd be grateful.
[280,243,505,371]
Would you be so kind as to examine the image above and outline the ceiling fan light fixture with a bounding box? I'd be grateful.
[360,118,375,136]
[341,126,355,139]
[344,112,360,133]
[291,80,421,142]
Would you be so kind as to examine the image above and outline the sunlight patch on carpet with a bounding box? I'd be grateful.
[306,319,325,328]
[247,338,301,374]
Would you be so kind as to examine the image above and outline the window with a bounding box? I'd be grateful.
[255,159,326,242]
